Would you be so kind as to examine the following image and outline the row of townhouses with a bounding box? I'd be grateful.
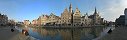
[28,4,105,26]
[0,13,8,26]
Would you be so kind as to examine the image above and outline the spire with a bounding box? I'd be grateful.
[95,7,97,13]
[84,13,88,16]
[69,3,72,8]
[86,12,88,15]
[69,3,72,13]
[94,7,98,15]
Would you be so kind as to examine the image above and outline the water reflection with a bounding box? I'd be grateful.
[23,26,108,40]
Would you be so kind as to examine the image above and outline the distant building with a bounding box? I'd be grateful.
[16,22,23,25]
[115,15,125,26]
[0,13,8,26]
[115,8,127,26]
[24,20,30,26]
[103,20,109,25]
[124,8,127,26]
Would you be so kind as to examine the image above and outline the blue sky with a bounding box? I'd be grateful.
[0,0,127,22]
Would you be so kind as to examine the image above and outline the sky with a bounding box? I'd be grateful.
[0,0,127,22]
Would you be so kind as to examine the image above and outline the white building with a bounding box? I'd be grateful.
[73,8,81,26]
[81,13,92,26]
[48,13,60,25]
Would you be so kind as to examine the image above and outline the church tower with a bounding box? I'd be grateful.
[94,7,98,15]
[93,7,101,25]
[69,3,72,13]
[69,3,74,24]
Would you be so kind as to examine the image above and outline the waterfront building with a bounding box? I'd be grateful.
[8,19,16,26]
[24,20,30,26]
[61,8,72,25]
[88,7,103,25]
[37,15,49,25]
[33,4,105,26]
[81,13,92,26]
[0,13,8,26]
[73,8,81,26]
[47,13,60,25]
[56,18,61,25]
[37,16,41,25]
[61,4,73,25]
[32,19,37,25]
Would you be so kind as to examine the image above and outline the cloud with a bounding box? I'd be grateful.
[97,0,127,22]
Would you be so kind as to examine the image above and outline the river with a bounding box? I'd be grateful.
[15,26,114,40]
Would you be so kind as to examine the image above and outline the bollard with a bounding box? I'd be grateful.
[11,29,14,32]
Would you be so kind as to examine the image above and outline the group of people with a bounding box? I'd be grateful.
[10,26,29,36]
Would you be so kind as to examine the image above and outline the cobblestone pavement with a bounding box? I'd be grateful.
[0,27,35,40]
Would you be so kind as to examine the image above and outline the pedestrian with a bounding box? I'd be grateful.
[11,28,14,32]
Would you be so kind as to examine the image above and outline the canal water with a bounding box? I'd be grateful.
[15,26,114,40]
